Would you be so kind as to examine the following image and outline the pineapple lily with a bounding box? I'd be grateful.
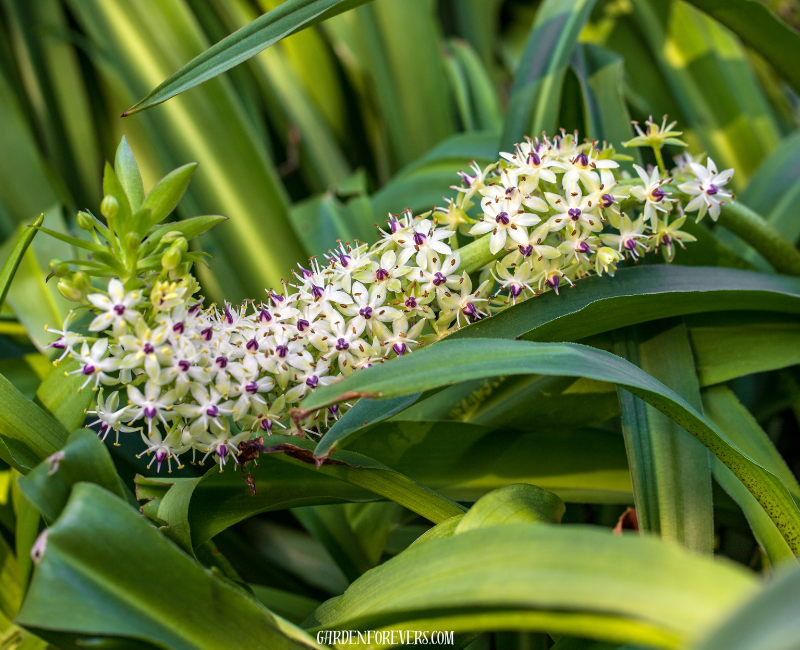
[43,125,729,472]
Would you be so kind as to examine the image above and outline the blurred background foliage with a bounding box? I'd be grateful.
[1,1,800,647]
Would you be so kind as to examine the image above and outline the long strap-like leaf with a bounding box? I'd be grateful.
[303,339,800,554]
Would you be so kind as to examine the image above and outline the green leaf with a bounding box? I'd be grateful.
[313,393,422,458]
[450,266,800,343]
[300,338,800,554]
[102,162,133,236]
[17,429,131,525]
[613,321,713,553]
[570,43,640,169]
[141,163,199,228]
[702,385,799,567]
[307,523,756,647]
[31,227,106,254]
[454,484,565,533]
[0,214,41,311]
[33,359,95,439]
[113,136,144,213]
[146,214,228,247]
[693,563,800,650]
[137,435,464,551]
[346,420,632,504]
[740,131,800,245]
[501,0,597,148]
[0,373,69,473]
[447,39,502,132]
[684,0,800,97]
[15,483,327,650]
[125,0,373,115]
[250,585,320,626]
[688,312,800,387]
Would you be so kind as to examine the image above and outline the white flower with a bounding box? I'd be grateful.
[545,189,603,233]
[373,316,426,357]
[338,281,403,334]
[174,385,233,436]
[438,272,491,328]
[559,149,618,192]
[594,247,624,277]
[126,381,178,435]
[600,214,648,258]
[491,262,536,304]
[69,338,120,390]
[45,312,84,362]
[87,278,142,332]
[677,157,734,222]
[396,218,453,269]
[86,391,138,444]
[471,194,541,255]
[630,164,675,228]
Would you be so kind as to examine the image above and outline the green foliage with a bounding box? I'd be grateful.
[1,0,800,648]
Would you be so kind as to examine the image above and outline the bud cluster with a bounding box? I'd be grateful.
[44,125,730,472]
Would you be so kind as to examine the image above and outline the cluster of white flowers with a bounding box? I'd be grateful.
[45,127,731,473]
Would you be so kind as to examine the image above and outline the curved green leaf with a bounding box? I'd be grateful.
[454,484,564,533]
[451,266,800,343]
[142,163,198,228]
[308,524,756,648]
[16,483,326,650]
[0,373,68,473]
[693,563,800,650]
[684,0,800,97]
[125,0,373,115]
[0,214,42,311]
[137,435,464,551]
[301,339,800,553]
[501,0,597,147]
[17,429,130,524]
[114,136,144,213]
[703,385,799,567]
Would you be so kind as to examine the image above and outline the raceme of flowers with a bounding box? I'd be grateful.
[46,123,732,473]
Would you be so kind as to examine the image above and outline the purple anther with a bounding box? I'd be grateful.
[546,275,560,293]
[246,338,259,351]
[145,406,156,420]
[276,345,288,358]
[335,338,350,351]
[306,375,319,388]
[510,285,523,298]
[413,231,426,246]
[433,272,447,286]
[576,152,589,167]
[495,211,510,225]
[155,449,167,472]
[178,360,190,372]
[215,356,228,369]
[143,343,154,354]
[706,184,718,196]
[601,193,615,208]
[359,306,373,319]
[173,322,185,334]
[651,188,666,200]
[216,444,228,459]
[393,342,407,356]
[405,296,417,309]
[297,318,309,332]
[528,152,542,166]
[568,208,582,221]
[260,418,273,432]
[246,381,258,394]
[577,241,592,253]
[311,285,324,300]
[519,245,534,258]
[82,364,95,375]
[260,309,272,323]
[624,239,637,251]
[113,304,125,316]
[375,268,389,281]
[462,302,478,318]
[224,304,233,325]
[201,327,213,341]
[206,405,219,418]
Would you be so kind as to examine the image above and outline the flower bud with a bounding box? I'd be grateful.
[125,232,142,251]
[57,280,83,302]
[160,231,183,246]
[73,271,91,292]
[48,259,69,278]
[101,194,119,219]
[76,211,95,231]
[161,244,183,271]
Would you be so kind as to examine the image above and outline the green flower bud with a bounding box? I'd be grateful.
[57,280,83,302]
[161,244,183,271]
[125,232,142,251]
[101,194,119,219]
[160,231,183,246]
[73,271,91,292]
[76,211,95,231]
[48,259,69,278]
